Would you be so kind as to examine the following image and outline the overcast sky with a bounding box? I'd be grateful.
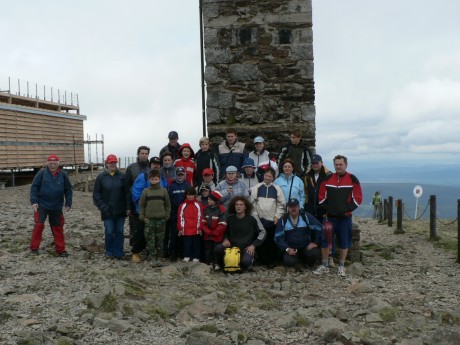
[1,0,459,173]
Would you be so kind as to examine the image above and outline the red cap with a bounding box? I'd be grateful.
[202,168,214,176]
[47,154,60,162]
[106,154,118,163]
[209,190,223,202]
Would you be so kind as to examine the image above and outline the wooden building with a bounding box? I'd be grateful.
[0,92,86,170]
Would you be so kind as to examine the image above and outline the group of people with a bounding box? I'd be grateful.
[29,128,363,277]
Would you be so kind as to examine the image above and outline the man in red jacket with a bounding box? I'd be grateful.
[313,155,362,277]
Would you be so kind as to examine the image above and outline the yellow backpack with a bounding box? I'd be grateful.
[224,247,241,272]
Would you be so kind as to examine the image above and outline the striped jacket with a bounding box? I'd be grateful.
[177,198,202,236]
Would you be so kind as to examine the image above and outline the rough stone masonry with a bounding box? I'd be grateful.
[203,0,315,153]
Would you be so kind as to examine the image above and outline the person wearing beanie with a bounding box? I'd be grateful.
[93,154,131,260]
[201,190,227,270]
[30,154,72,257]
[195,168,216,193]
[241,157,259,193]
[215,165,249,210]
[249,136,279,181]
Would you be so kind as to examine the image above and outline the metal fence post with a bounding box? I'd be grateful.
[388,196,393,227]
[429,195,437,239]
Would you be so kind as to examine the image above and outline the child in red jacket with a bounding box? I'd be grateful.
[201,191,227,270]
[177,187,202,262]
[174,143,196,187]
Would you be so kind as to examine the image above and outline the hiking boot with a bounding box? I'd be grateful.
[131,253,141,263]
[192,258,200,263]
[213,264,220,271]
[328,257,335,268]
[59,251,70,258]
[313,265,329,275]
[183,257,190,262]
[337,266,346,277]
[30,250,39,256]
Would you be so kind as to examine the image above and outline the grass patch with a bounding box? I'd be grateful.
[225,304,239,315]
[121,304,134,316]
[440,311,460,325]
[295,316,309,327]
[379,307,400,322]
[100,293,118,312]
[144,306,168,319]
[379,250,394,260]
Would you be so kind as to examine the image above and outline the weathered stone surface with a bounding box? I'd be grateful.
[204,0,316,150]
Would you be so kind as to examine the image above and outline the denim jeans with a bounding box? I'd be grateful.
[103,217,125,257]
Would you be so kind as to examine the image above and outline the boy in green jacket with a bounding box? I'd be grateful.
[139,170,171,266]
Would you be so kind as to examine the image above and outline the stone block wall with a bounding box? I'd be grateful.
[203,0,316,153]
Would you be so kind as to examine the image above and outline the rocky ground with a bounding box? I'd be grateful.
[1,178,459,345]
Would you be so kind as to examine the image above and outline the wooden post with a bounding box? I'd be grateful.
[378,203,383,223]
[388,196,393,227]
[457,200,460,263]
[90,163,94,180]
[429,195,437,239]
[396,199,404,233]
[383,199,388,221]
[84,178,89,193]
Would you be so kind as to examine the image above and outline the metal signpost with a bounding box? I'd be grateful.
[413,185,423,218]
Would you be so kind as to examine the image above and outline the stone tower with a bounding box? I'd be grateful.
[202,0,315,153]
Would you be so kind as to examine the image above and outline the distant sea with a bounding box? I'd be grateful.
[356,183,460,219]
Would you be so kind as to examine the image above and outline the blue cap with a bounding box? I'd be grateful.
[176,167,186,175]
[242,158,256,168]
[287,198,300,207]
[168,131,178,139]
[226,166,238,173]
[254,136,265,143]
[311,154,322,163]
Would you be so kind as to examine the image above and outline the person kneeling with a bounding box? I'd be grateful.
[274,198,322,268]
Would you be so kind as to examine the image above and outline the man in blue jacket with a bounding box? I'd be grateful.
[30,154,72,257]
[274,198,322,268]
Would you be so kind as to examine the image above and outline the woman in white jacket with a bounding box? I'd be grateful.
[250,168,286,268]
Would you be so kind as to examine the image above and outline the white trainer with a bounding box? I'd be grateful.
[338,266,346,277]
[183,257,190,262]
[192,258,200,263]
[313,265,329,275]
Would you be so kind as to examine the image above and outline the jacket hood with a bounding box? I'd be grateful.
[178,143,195,158]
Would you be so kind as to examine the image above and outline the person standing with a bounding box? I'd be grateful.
[304,154,332,223]
[372,192,382,220]
[93,154,130,259]
[304,154,334,266]
[218,128,248,179]
[250,168,286,268]
[248,136,278,181]
[215,166,249,210]
[241,158,259,193]
[274,159,305,208]
[29,154,72,257]
[194,136,220,186]
[313,155,363,277]
[177,187,202,263]
[160,131,181,160]
[125,146,150,247]
[174,143,196,187]
[277,129,312,177]
[139,170,171,267]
